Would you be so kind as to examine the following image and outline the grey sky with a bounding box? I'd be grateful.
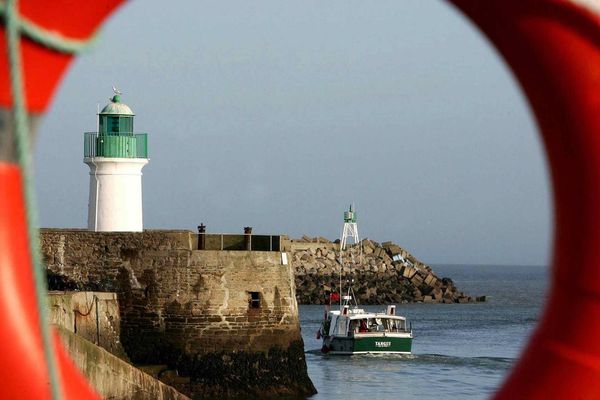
[34,0,551,266]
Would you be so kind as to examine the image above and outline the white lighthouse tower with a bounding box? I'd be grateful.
[83,90,149,232]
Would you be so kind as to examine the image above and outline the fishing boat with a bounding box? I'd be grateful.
[320,304,413,354]
[319,206,413,355]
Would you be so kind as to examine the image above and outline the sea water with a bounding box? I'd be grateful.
[300,264,548,399]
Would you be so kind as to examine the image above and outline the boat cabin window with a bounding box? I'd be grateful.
[382,318,406,332]
[370,318,385,332]
[382,319,392,331]
[349,317,408,333]
[349,320,358,335]
[249,292,261,309]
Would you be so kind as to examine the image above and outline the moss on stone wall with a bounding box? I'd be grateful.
[185,340,316,398]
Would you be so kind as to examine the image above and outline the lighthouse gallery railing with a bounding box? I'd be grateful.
[84,132,148,158]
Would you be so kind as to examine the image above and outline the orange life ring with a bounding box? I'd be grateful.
[451,1,600,398]
[0,164,102,398]
[2,0,600,398]
[0,1,123,398]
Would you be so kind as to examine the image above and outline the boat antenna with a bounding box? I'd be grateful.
[340,204,360,310]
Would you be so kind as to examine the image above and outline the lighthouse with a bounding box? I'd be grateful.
[83,90,149,232]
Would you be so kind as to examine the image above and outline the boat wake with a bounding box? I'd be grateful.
[306,349,514,369]
[305,348,414,358]
[409,353,514,369]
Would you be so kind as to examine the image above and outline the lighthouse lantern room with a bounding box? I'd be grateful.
[83,90,149,232]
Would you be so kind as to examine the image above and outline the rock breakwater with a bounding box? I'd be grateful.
[292,237,482,304]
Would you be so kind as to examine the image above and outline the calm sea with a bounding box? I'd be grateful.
[299,264,549,399]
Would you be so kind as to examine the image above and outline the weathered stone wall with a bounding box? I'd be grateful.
[48,291,126,359]
[41,229,315,399]
[56,326,190,400]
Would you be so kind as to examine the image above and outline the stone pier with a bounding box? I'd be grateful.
[41,229,316,399]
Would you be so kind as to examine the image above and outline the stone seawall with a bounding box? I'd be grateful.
[292,237,480,304]
[48,291,126,359]
[41,229,316,399]
[56,326,190,400]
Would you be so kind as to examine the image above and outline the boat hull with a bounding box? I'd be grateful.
[325,335,412,355]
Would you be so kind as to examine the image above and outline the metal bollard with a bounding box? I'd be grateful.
[244,226,252,251]
[197,223,206,250]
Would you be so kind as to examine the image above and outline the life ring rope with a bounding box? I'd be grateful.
[0,1,99,54]
[5,1,60,397]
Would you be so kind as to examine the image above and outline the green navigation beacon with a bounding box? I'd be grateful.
[344,204,357,223]
[341,204,359,251]
[84,90,148,159]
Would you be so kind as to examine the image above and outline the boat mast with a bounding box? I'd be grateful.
[339,204,360,310]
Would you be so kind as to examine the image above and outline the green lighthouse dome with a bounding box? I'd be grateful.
[98,92,135,135]
[100,94,135,116]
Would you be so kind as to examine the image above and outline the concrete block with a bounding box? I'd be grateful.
[387,245,402,256]
[424,274,437,286]
[411,274,424,286]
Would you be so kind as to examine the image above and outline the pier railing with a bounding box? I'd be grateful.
[84,132,148,158]
[199,234,281,252]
